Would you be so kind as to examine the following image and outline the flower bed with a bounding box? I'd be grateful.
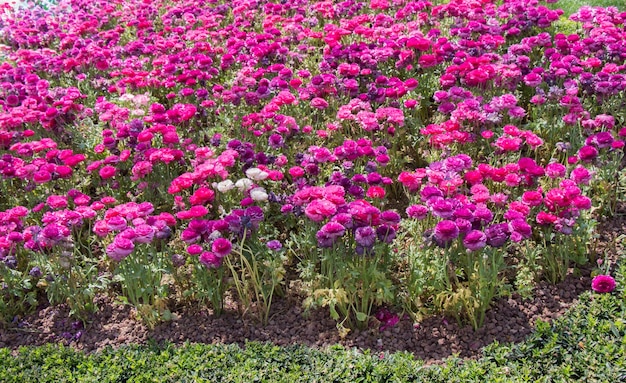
[0,0,624,334]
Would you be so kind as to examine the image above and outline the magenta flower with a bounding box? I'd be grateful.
[211,238,232,258]
[463,230,487,251]
[591,275,616,294]
[433,220,459,244]
[406,204,428,219]
[106,216,128,231]
[199,251,222,268]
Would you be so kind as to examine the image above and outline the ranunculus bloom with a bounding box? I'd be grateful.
[134,224,155,244]
[106,236,135,261]
[355,226,377,248]
[99,165,116,179]
[433,220,459,244]
[406,204,428,219]
[485,223,509,247]
[591,275,616,293]
[366,186,386,199]
[304,199,337,222]
[463,230,487,251]
[199,251,222,268]
[211,237,232,257]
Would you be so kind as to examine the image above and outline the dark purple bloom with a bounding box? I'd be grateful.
[355,226,376,248]
[171,253,186,268]
[29,267,42,278]
[380,210,401,225]
[376,225,396,244]
[485,223,510,247]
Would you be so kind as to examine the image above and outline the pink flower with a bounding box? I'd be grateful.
[310,97,329,109]
[536,211,558,225]
[46,195,68,209]
[546,163,566,178]
[304,199,337,222]
[578,145,598,162]
[106,236,135,261]
[187,244,203,255]
[176,205,209,220]
[32,170,52,184]
[134,224,155,244]
[366,186,386,199]
[522,191,543,207]
[99,165,116,179]
[570,166,592,185]
[106,216,127,231]
[591,275,616,293]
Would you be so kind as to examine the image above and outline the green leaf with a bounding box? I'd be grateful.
[355,312,367,322]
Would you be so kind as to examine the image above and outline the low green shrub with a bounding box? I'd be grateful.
[1,290,624,382]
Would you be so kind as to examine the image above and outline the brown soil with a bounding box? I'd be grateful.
[0,215,623,365]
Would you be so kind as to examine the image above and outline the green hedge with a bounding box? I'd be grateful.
[1,292,624,382]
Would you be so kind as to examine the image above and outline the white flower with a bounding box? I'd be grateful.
[249,187,268,202]
[245,167,269,181]
[208,230,222,241]
[216,179,235,193]
[235,178,254,192]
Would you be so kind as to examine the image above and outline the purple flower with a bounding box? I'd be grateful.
[473,206,493,226]
[264,240,281,251]
[380,210,401,225]
[29,267,42,278]
[591,275,616,293]
[421,186,444,203]
[171,253,186,268]
[376,225,396,244]
[355,226,376,248]
[433,220,459,244]
[375,308,399,331]
[463,230,487,251]
[485,223,510,248]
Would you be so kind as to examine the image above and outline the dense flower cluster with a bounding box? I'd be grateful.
[0,0,624,326]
